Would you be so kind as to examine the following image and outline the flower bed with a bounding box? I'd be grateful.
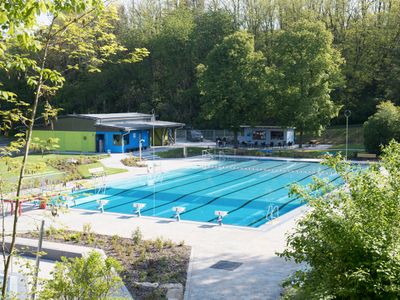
[19,226,190,299]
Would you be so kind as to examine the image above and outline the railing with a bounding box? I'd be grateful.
[218,151,226,160]
[266,205,280,221]
[202,149,214,159]
[176,129,235,142]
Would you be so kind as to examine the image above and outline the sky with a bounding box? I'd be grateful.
[37,0,127,25]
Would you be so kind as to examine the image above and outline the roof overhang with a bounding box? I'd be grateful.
[240,125,295,130]
[95,120,185,131]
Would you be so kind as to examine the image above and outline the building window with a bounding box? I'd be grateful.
[113,134,122,146]
[113,134,130,146]
[271,131,284,140]
[252,130,266,140]
[124,134,129,145]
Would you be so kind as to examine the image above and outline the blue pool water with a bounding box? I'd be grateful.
[72,159,343,227]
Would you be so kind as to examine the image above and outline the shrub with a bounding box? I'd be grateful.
[155,237,164,251]
[131,227,143,245]
[363,101,400,154]
[121,156,146,167]
[82,223,95,244]
[280,142,400,299]
[63,232,81,242]
[40,251,123,300]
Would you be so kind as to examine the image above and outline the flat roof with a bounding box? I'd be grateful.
[97,120,184,131]
[68,113,151,120]
[240,125,295,129]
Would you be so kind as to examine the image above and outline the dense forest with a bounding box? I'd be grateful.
[3,0,400,131]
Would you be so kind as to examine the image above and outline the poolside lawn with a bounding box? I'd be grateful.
[77,162,127,178]
[303,124,364,145]
[0,153,125,181]
[0,154,80,180]
[328,143,365,150]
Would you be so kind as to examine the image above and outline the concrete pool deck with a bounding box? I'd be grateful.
[6,205,305,300]
[11,156,313,299]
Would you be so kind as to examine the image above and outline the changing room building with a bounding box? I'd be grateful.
[33,113,184,153]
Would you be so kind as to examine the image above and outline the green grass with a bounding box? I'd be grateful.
[328,144,365,150]
[77,162,127,178]
[0,153,124,182]
[0,154,79,180]
[303,125,364,145]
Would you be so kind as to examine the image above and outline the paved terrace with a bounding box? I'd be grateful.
[6,156,306,300]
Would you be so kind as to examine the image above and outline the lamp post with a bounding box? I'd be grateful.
[151,109,155,159]
[139,138,145,161]
[121,130,130,156]
[151,109,156,216]
[344,110,351,159]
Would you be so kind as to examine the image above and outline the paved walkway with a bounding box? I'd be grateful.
[6,204,304,300]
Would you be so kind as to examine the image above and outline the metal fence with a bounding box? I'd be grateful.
[176,129,235,141]
[178,126,365,144]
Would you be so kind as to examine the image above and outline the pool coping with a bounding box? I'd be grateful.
[70,200,310,232]
[217,154,373,165]
[70,207,265,232]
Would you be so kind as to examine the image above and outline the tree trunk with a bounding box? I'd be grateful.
[299,129,304,148]
[1,20,54,298]
[233,130,238,148]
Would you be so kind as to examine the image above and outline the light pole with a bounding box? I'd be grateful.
[344,109,351,159]
[139,138,145,161]
[151,109,155,159]
[151,109,156,216]
[121,130,130,156]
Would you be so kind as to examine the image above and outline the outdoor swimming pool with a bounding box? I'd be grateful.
[72,159,343,227]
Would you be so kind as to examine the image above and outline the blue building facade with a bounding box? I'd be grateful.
[96,130,150,153]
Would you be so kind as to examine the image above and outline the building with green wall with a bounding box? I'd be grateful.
[33,113,184,153]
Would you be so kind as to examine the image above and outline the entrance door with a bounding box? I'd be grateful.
[96,134,105,153]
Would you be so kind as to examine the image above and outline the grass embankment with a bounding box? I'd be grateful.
[0,154,126,182]
[20,226,190,299]
[77,162,127,178]
[304,124,364,146]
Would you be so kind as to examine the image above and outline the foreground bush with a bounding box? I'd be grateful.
[280,141,400,299]
[40,251,123,299]
[364,101,400,154]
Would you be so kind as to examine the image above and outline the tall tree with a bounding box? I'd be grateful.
[363,101,400,154]
[0,3,148,297]
[191,9,236,64]
[269,20,344,147]
[149,8,196,122]
[197,31,269,144]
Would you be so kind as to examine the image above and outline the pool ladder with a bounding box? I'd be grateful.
[266,205,280,221]
[218,151,226,160]
[202,149,214,159]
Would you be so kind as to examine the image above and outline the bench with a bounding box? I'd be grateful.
[308,140,320,147]
[356,153,377,159]
[88,167,106,177]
